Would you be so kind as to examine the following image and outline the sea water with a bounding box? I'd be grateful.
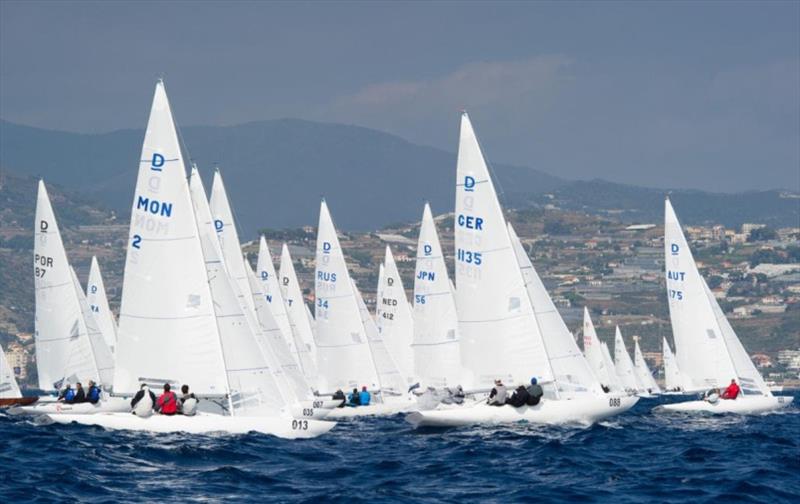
[1,392,798,503]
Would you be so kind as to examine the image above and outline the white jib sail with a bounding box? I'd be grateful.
[633,338,661,393]
[376,246,415,384]
[69,267,114,387]
[600,342,621,390]
[662,337,684,391]
[314,200,380,392]
[454,113,551,389]
[614,327,642,391]
[354,280,406,397]
[209,170,258,318]
[189,167,286,414]
[113,82,228,396]
[509,224,603,397]
[412,203,462,388]
[0,345,22,399]
[86,256,118,356]
[582,308,619,390]
[34,180,98,391]
[278,243,320,385]
[664,198,740,392]
[256,237,296,357]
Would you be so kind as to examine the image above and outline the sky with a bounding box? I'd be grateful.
[1,0,798,192]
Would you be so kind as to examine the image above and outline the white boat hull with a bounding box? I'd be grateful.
[46,411,336,439]
[655,395,794,415]
[19,397,130,415]
[288,403,333,420]
[326,396,416,418]
[406,395,639,427]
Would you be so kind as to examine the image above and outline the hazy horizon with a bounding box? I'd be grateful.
[1,1,798,193]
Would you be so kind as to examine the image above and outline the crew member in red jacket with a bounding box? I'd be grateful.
[156,383,179,415]
[720,379,741,400]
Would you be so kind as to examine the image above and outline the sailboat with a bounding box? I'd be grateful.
[582,308,623,392]
[255,237,297,364]
[662,337,687,393]
[26,181,124,414]
[278,243,320,387]
[411,203,463,389]
[613,327,642,394]
[407,113,636,427]
[656,198,793,414]
[86,256,118,356]
[0,345,37,407]
[632,337,661,395]
[48,82,334,437]
[314,200,414,417]
[376,245,415,385]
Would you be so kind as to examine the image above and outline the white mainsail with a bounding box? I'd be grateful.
[354,280,406,396]
[633,338,661,393]
[69,267,115,387]
[600,342,619,389]
[0,345,22,399]
[613,327,641,392]
[188,166,286,414]
[582,308,620,390]
[34,180,99,390]
[454,113,551,389]
[412,203,462,388]
[509,224,603,396]
[314,200,380,392]
[256,237,295,356]
[86,256,118,355]
[662,337,684,391]
[278,243,320,385]
[113,81,228,396]
[209,170,258,318]
[376,245,415,384]
[664,198,768,394]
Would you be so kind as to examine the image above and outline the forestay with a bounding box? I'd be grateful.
[376,246,415,384]
[113,82,227,396]
[613,328,641,391]
[314,200,380,392]
[664,198,738,391]
[278,243,319,385]
[0,345,22,399]
[87,256,118,356]
[34,181,98,391]
[412,203,463,388]
[188,167,285,415]
[509,224,602,396]
[454,113,550,389]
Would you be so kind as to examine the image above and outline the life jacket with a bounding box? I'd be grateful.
[87,386,101,403]
[158,391,178,415]
[359,390,371,406]
[64,388,76,402]
[182,397,198,416]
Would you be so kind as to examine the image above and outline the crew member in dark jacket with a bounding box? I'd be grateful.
[69,382,86,404]
[507,385,531,407]
[526,377,544,406]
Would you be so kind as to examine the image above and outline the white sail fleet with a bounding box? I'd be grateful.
[8,81,792,437]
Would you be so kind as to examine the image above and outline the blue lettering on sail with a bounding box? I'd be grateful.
[671,243,680,255]
[423,244,432,256]
[417,271,435,281]
[322,242,331,254]
[214,220,223,232]
[457,214,483,230]
[136,196,173,217]
[667,270,686,281]
[317,271,337,282]
[464,176,475,192]
[151,153,165,171]
[456,248,482,265]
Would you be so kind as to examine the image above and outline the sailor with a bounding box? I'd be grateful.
[58,384,74,403]
[70,382,86,404]
[359,386,371,406]
[487,379,507,406]
[526,377,544,406]
[130,383,157,417]
[506,385,531,407]
[179,385,198,416]
[451,385,465,405]
[332,389,346,408]
[86,380,101,404]
[720,379,741,400]
[704,388,720,404]
[155,384,179,415]
[348,388,361,407]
